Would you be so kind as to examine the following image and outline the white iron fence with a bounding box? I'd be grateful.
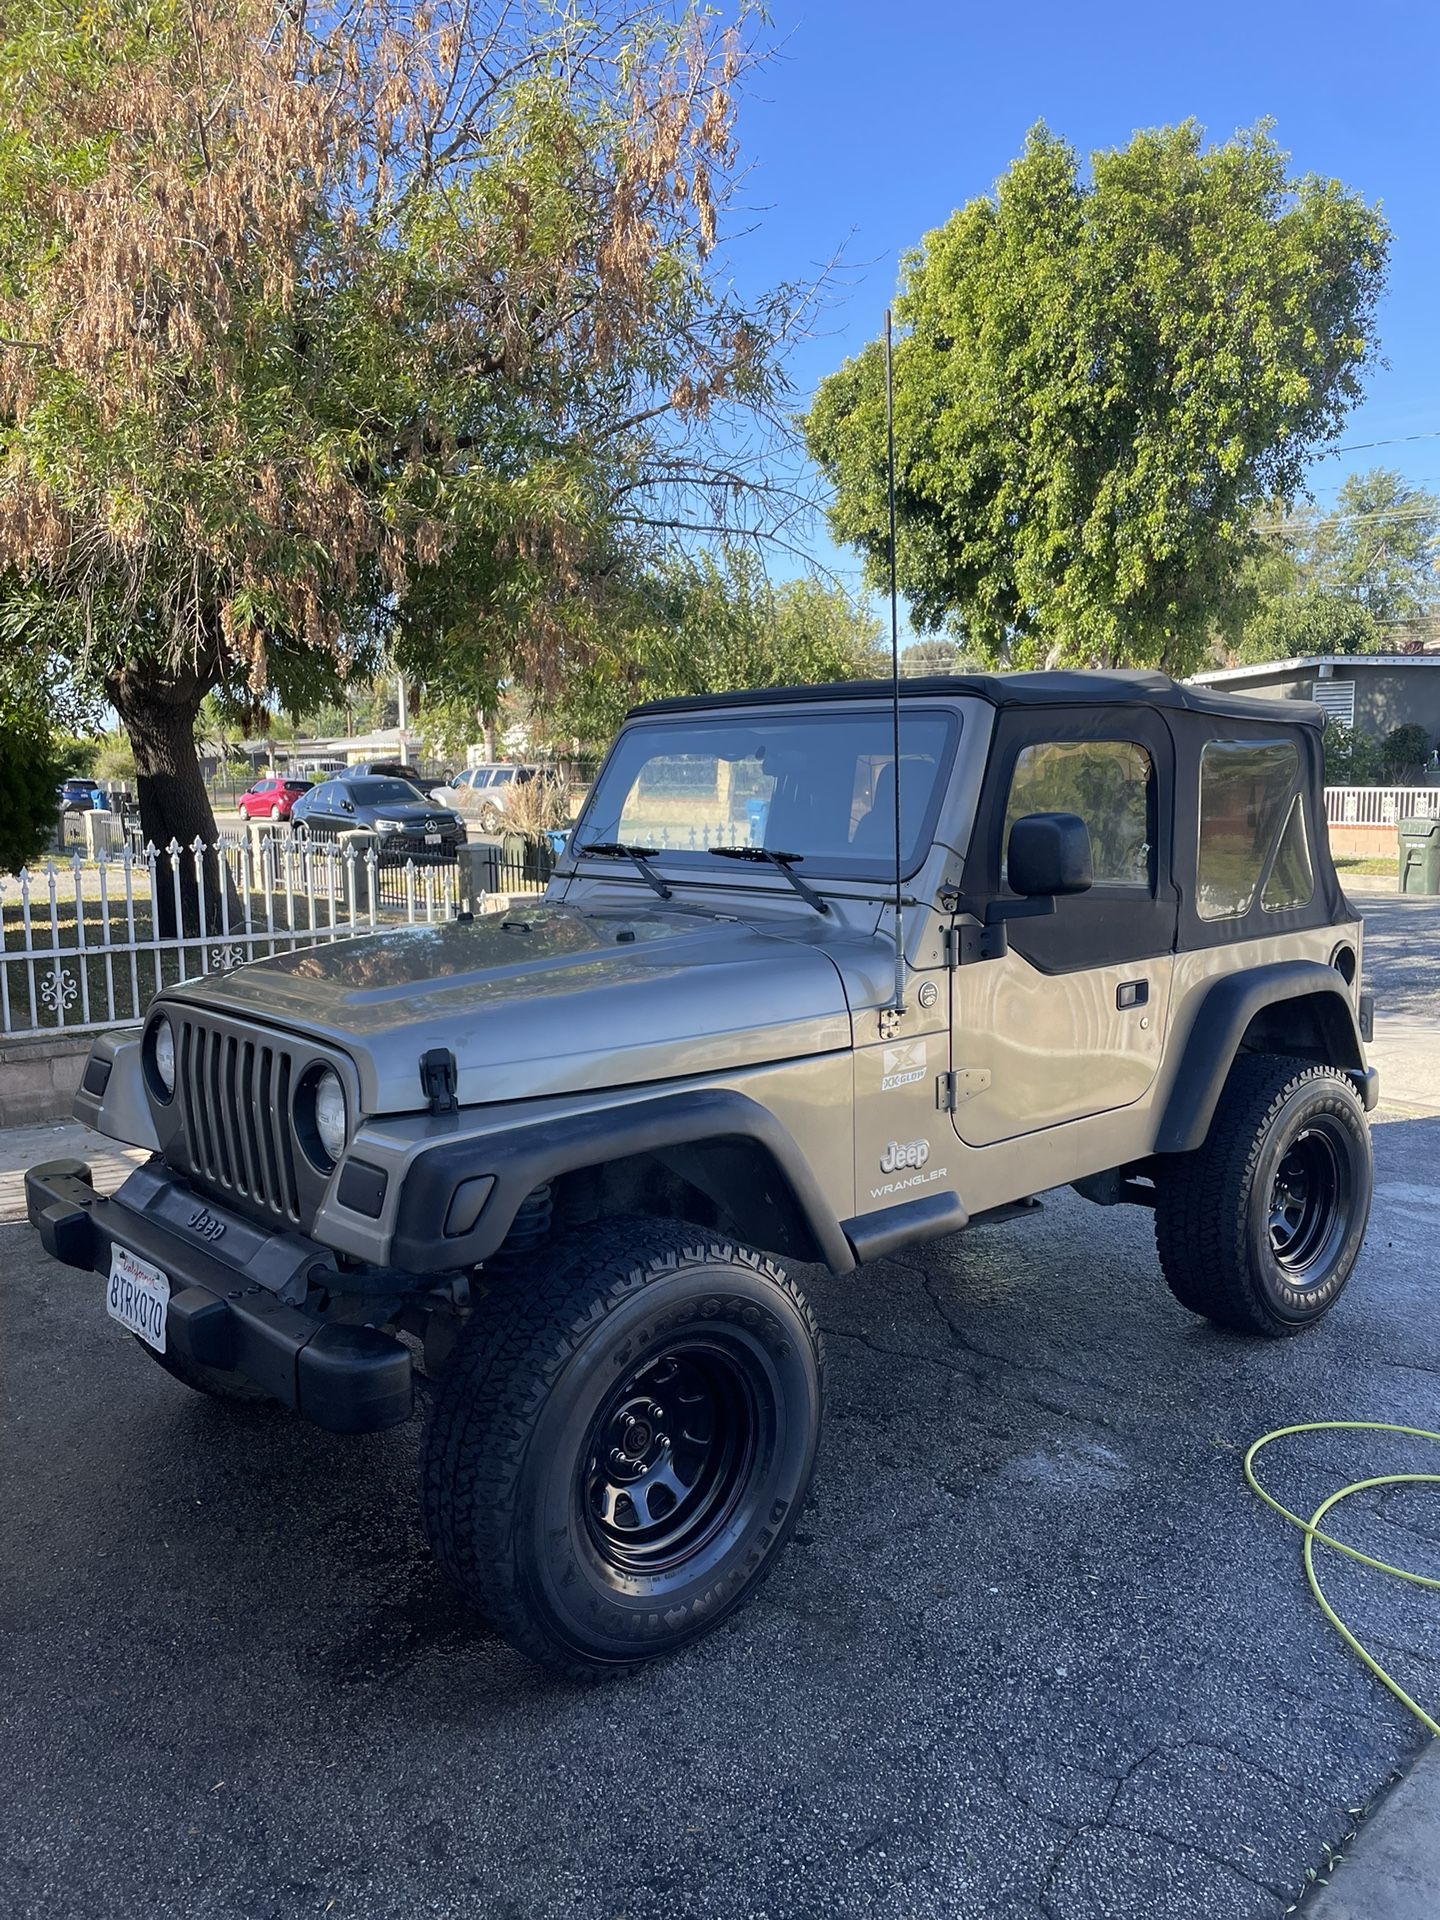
[0,835,537,1040]
[1324,786,1440,827]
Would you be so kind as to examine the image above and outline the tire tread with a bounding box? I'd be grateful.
[1154,1052,1367,1337]
[419,1216,823,1677]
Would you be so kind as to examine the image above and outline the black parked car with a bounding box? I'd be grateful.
[291,775,467,863]
[347,760,429,784]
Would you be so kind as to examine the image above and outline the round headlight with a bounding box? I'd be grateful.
[313,1068,348,1164]
[151,1015,176,1099]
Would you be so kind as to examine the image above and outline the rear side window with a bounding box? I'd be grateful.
[1003,740,1153,887]
[1197,741,1304,919]
[1261,794,1314,912]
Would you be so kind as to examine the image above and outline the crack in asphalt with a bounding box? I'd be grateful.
[1035,1740,1289,1913]
[821,1320,1118,1441]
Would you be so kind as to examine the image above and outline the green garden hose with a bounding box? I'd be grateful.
[1244,1421,1440,1738]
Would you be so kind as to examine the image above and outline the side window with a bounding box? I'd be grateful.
[1003,740,1153,888]
[1261,793,1314,912]
[1197,741,1302,920]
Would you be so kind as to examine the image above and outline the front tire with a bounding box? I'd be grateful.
[420,1219,825,1677]
[1154,1053,1372,1337]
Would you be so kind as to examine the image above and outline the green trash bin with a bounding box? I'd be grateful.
[1397,816,1440,894]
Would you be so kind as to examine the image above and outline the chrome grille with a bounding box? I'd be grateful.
[175,1016,302,1226]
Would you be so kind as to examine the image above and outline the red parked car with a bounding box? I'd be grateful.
[236,776,312,821]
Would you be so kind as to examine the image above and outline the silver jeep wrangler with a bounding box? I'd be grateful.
[28,670,1377,1675]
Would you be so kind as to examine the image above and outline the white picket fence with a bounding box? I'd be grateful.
[1324,786,1440,826]
[0,836,468,1039]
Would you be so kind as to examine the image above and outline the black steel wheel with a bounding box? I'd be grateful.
[420,1219,824,1677]
[1155,1054,1372,1336]
[581,1344,763,1576]
[1266,1120,1355,1284]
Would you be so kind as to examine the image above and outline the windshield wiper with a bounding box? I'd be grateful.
[578,842,672,901]
[708,846,830,916]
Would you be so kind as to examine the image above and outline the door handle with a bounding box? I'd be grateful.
[1116,979,1149,1010]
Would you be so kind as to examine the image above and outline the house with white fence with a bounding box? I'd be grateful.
[1186,654,1440,855]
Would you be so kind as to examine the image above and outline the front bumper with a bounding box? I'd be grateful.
[378,834,465,863]
[26,1159,412,1433]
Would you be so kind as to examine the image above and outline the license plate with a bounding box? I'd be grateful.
[106,1245,170,1353]
[425,831,441,845]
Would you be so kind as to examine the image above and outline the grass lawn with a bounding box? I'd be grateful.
[1333,855,1399,880]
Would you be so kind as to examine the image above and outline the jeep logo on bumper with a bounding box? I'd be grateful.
[880,1138,930,1174]
[187,1206,226,1242]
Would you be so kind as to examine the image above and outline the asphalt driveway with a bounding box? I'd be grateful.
[3,897,1438,1920]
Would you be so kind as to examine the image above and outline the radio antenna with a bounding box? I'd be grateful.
[884,307,905,1016]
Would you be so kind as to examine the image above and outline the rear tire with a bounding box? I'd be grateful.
[420,1219,825,1677]
[137,1340,271,1405]
[1154,1053,1372,1337]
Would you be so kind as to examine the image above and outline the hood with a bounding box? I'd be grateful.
[366,801,455,820]
[169,902,855,1112]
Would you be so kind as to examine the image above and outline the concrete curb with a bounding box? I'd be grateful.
[0,1030,126,1129]
[1306,1743,1440,1918]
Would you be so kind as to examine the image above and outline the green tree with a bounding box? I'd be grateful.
[552,551,884,740]
[1379,724,1433,783]
[1308,470,1440,629]
[0,0,808,902]
[804,122,1387,675]
[1233,587,1380,664]
[1320,719,1381,785]
[0,721,67,874]
[899,638,958,677]
[1232,467,1439,663]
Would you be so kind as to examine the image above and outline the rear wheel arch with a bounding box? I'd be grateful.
[1155,961,1366,1156]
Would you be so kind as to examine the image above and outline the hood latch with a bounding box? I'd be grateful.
[420,1047,460,1115]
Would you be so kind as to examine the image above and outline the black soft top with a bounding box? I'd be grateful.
[631,668,1320,731]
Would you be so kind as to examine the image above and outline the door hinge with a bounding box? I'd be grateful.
[937,1067,992,1111]
[943,921,1009,967]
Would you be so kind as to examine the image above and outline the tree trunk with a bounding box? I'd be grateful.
[107,663,226,938]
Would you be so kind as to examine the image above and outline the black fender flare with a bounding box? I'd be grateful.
[1154,960,1371,1155]
[388,1086,858,1276]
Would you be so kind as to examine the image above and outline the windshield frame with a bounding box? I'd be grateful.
[566,703,962,887]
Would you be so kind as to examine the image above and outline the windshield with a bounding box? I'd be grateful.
[576,709,958,879]
[348,778,428,806]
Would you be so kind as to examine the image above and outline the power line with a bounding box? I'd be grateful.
[1319,428,1440,458]
[1254,504,1440,535]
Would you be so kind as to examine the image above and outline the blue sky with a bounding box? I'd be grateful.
[719,0,1440,619]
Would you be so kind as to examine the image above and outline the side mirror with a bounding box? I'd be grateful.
[1006,812,1093,898]
[342,799,355,813]
[956,812,1094,964]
